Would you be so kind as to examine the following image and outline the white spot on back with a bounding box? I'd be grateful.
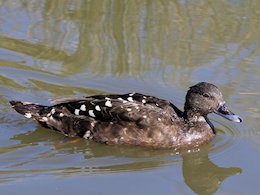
[42,117,48,121]
[95,105,101,111]
[51,108,55,114]
[59,113,64,117]
[142,99,146,103]
[80,104,86,111]
[22,101,32,105]
[117,98,127,103]
[129,92,135,96]
[158,117,161,121]
[24,113,32,118]
[105,100,112,107]
[127,97,133,102]
[117,97,127,103]
[127,108,132,111]
[88,110,95,117]
[90,122,95,127]
[83,131,91,139]
[143,115,147,118]
[74,109,80,115]
[47,113,51,117]
[105,97,110,100]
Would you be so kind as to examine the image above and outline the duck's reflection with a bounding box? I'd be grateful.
[11,128,241,194]
[182,152,241,194]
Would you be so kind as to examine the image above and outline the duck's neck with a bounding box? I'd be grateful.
[183,109,215,134]
[183,108,204,122]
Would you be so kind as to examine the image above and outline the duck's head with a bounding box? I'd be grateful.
[184,82,242,123]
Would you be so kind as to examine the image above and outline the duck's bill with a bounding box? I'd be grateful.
[214,103,242,123]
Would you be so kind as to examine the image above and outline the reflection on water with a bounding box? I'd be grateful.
[182,152,241,195]
[0,0,259,194]
[0,1,259,81]
[0,126,241,194]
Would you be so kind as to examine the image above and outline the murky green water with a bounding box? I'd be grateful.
[0,0,259,194]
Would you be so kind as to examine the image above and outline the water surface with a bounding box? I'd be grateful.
[0,0,259,194]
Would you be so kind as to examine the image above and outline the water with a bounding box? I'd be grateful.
[0,0,259,194]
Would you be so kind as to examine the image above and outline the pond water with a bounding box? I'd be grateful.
[0,1,259,194]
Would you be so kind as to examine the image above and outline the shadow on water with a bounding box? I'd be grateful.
[0,126,241,194]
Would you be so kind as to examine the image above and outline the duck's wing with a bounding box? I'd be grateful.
[52,92,182,122]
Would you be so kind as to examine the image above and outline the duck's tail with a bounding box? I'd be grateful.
[9,100,51,121]
[10,100,93,138]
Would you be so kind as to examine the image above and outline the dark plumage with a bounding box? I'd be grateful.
[10,82,242,149]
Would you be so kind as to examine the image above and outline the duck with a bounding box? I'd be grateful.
[10,82,242,149]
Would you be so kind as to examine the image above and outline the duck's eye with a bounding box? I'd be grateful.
[202,93,211,98]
